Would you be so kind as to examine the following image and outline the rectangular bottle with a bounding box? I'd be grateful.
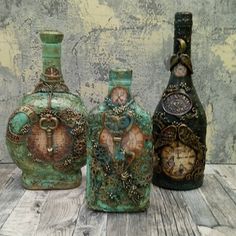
[152,12,207,190]
[86,69,153,212]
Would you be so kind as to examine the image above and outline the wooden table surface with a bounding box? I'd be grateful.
[0,164,235,236]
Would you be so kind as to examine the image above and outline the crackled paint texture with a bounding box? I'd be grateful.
[0,0,235,163]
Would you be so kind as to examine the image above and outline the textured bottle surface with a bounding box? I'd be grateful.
[86,69,153,212]
[152,12,207,190]
[6,31,87,190]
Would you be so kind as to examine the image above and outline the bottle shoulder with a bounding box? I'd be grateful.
[21,91,87,114]
[88,100,152,135]
[89,101,151,119]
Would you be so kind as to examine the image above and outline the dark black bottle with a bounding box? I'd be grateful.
[152,12,207,190]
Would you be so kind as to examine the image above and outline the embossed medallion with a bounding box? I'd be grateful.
[162,92,192,116]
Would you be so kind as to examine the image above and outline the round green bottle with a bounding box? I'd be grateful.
[86,69,153,212]
[6,31,87,190]
[152,12,207,190]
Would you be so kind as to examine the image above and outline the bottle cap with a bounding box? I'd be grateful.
[40,30,64,44]
[108,68,132,93]
[175,12,192,27]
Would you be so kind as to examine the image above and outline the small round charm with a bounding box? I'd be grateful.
[110,87,128,105]
[173,63,187,77]
[162,92,192,116]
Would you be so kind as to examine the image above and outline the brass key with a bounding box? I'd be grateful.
[39,116,59,156]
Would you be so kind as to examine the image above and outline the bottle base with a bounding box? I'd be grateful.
[21,172,82,190]
[152,174,204,191]
[87,200,149,213]
[87,205,149,213]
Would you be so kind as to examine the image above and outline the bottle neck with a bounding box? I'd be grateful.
[173,12,192,57]
[108,79,132,95]
[108,69,132,105]
[41,42,63,83]
[170,12,193,78]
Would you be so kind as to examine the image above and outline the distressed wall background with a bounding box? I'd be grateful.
[0,0,235,163]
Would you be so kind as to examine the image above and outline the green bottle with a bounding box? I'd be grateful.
[6,31,87,190]
[86,69,153,212]
[152,12,207,190]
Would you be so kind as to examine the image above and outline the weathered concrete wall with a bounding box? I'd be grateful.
[0,0,235,163]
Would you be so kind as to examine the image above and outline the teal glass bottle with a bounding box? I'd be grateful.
[152,12,207,190]
[86,69,153,212]
[6,31,87,190]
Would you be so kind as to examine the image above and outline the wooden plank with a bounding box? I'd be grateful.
[198,225,236,236]
[0,165,16,190]
[126,211,149,236]
[154,187,175,236]
[210,165,236,190]
[73,166,107,236]
[106,185,162,236]
[0,164,235,236]
[0,175,86,236]
[34,187,85,236]
[34,168,86,236]
[151,186,167,236]
[200,174,236,227]
[160,188,201,236]
[106,213,128,236]
[168,190,201,236]
[0,191,49,236]
[73,202,107,236]
[203,165,215,175]
[0,166,86,236]
[0,168,25,229]
[213,171,236,205]
[180,188,218,228]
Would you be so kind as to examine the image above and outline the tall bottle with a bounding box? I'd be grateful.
[152,12,207,190]
[86,69,153,212]
[6,31,87,190]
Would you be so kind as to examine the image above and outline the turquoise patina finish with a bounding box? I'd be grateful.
[6,31,87,190]
[86,69,153,212]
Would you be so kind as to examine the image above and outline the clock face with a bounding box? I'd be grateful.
[110,87,128,105]
[162,92,192,116]
[174,63,187,77]
[161,141,196,180]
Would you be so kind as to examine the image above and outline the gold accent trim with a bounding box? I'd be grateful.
[177,38,186,53]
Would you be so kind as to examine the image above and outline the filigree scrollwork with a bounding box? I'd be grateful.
[52,109,87,171]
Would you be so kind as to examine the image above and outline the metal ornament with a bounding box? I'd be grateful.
[162,92,192,116]
[152,12,207,190]
[6,31,87,190]
[86,69,153,212]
